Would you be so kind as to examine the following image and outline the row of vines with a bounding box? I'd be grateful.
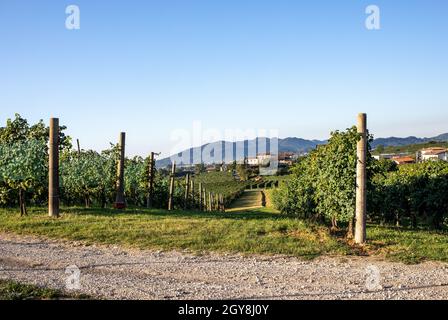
[272,126,448,230]
[0,114,245,214]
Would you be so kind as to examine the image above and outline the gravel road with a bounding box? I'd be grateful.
[1,233,447,300]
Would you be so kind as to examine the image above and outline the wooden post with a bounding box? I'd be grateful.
[76,139,81,155]
[203,188,207,212]
[208,192,212,212]
[147,152,155,208]
[114,132,126,209]
[168,162,176,211]
[190,179,194,209]
[184,173,190,209]
[49,118,60,218]
[215,194,219,211]
[198,182,203,211]
[355,113,367,244]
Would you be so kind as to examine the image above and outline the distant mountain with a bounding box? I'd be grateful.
[156,133,448,168]
[156,137,326,168]
[371,133,448,148]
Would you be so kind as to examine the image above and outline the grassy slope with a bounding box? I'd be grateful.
[0,207,447,263]
[226,190,263,211]
[0,279,89,300]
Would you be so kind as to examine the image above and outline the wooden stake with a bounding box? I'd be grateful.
[49,118,60,217]
[208,192,212,212]
[190,179,194,209]
[76,139,81,155]
[147,152,155,208]
[184,173,190,209]
[355,113,367,244]
[168,162,176,211]
[114,132,126,209]
[198,182,203,211]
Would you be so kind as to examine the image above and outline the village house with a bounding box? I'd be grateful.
[373,153,409,161]
[247,157,259,166]
[392,156,415,165]
[278,152,295,166]
[417,147,448,162]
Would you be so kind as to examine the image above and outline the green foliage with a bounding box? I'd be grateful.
[194,171,247,204]
[0,139,48,209]
[236,163,249,181]
[273,126,448,230]
[0,113,71,151]
[273,127,374,228]
[60,149,116,207]
[370,161,448,228]
[372,141,448,156]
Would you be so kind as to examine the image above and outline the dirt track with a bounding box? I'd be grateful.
[0,233,447,300]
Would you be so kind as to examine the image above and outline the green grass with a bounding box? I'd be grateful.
[227,190,263,211]
[0,207,348,259]
[0,279,89,300]
[0,207,447,263]
[367,225,448,264]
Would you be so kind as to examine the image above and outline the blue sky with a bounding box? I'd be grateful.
[1,0,447,157]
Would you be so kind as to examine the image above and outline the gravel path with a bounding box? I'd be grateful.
[1,232,447,300]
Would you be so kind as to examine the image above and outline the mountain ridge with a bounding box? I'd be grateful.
[156,133,448,168]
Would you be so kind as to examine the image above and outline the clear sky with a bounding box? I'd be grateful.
[1,0,447,157]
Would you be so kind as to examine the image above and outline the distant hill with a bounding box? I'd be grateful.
[371,133,448,148]
[156,137,326,168]
[156,133,448,168]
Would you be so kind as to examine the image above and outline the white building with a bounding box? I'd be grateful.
[247,157,259,166]
[419,147,448,162]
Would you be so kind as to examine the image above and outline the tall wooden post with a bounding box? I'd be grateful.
[355,113,367,244]
[208,192,212,212]
[76,139,81,155]
[147,152,155,208]
[184,173,190,209]
[190,179,194,209]
[168,162,176,211]
[114,132,126,209]
[49,118,60,218]
[198,183,203,211]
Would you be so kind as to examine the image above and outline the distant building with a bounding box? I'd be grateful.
[278,152,295,166]
[392,156,415,165]
[247,157,259,166]
[374,153,409,161]
[418,147,448,162]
